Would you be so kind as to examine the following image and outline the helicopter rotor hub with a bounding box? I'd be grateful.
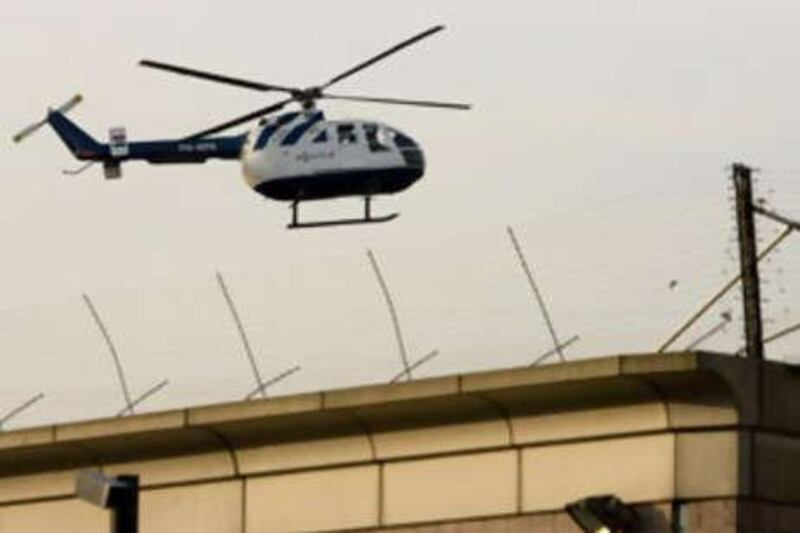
[292,87,322,110]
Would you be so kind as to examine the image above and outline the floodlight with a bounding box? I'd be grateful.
[75,470,139,533]
[565,495,637,533]
[76,470,118,508]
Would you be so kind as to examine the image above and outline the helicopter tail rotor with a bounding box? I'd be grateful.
[13,94,83,144]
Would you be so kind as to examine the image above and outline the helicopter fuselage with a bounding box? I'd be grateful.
[241,111,425,202]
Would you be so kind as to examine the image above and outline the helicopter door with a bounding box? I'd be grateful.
[335,123,367,170]
[363,124,390,153]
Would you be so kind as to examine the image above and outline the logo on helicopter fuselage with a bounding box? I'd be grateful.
[296,150,335,163]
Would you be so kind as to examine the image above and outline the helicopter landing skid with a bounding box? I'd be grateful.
[287,197,399,229]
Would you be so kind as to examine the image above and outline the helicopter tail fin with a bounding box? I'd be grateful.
[47,111,106,160]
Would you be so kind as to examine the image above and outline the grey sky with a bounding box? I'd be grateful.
[1,0,799,427]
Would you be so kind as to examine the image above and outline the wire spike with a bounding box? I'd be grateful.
[507,226,566,362]
[215,270,266,399]
[82,293,134,415]
[367,249,412,380]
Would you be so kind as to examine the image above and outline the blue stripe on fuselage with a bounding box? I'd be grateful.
[254,112,300,150]
[281,112,324,146]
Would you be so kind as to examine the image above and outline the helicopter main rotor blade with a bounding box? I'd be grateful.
[322,25,445,89]
[140,60,298,94]
[322,93,471,110]
[183,98,294,140]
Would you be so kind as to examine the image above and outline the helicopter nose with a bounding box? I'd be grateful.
[402,146,425,169]
[393,132,419,149]
[392,132,424,168]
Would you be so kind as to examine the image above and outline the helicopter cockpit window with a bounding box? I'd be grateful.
[313,129,328,143]
[364,124,390,152]
[337,124,358,145]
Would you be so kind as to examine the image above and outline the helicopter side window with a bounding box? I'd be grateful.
[364,124,390,152]
[313,129,328,143]
[337,124,358,145]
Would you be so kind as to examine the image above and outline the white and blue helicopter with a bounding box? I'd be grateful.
[14,26,470,228]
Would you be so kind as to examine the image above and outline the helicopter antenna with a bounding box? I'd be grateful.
[140,25,470,139]
[507,227,567,363]
[215,271,267,399]
[366,249,413,380]
[0,393,45,430]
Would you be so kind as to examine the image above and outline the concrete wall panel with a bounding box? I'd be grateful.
[522,434,674,511]
[656,375,739,429]
[0,469,78,503]
[675,431,737,498]
[383,450,517,525]
[512,402,667,445]
[683,499,737,533]
[371,503,673,532]
[246,465,379,532]
[140,480,242,533]
[754,433,800,502]
[0,499,105,532]
[368,513,582,532]
[238,434,373,475]
[105,452,234,487]
[373,419,509,460]
[762,364,800,432]
[739,500,800,532]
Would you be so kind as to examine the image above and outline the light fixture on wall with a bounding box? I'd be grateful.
[75,470,139,533]
[565,495,638,533]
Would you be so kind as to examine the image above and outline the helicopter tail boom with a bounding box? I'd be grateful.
[47,111,106,160]
[47,110,246,171]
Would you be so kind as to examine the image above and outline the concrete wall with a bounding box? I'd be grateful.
[0,353,798,532]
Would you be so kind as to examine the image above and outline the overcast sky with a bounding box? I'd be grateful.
[1,0,799,428]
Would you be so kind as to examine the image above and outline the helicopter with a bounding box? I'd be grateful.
[14,25,471,229]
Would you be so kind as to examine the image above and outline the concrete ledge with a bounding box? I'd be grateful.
[0,352,786,481]
[0,426,53,451]
[323,376,460,409]
[188,392,323,426]
[55,410,186,442]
